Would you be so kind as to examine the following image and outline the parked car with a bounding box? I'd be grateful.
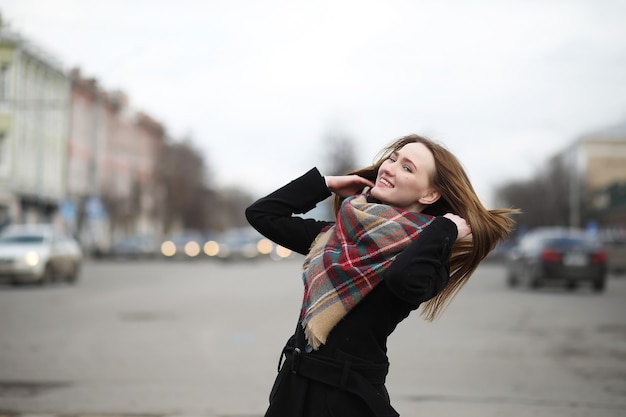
[210,227,273,261]
[0,224,83,285]
[505,227,607,292]
[210,227,293,261]
[605,239,626,275]
[160,231,212,260]
[483,239,515,263]
[599,233,626,275]
[108,234,160,259]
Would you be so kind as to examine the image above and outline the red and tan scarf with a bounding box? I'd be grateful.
[300,193,434,349]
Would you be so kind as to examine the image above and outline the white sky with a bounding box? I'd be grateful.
[1,0,626,206]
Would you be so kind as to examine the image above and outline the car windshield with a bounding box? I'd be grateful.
[541,237,594,249]
[0,235,45,244]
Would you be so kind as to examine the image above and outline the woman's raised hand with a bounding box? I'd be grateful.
[325,175,376,198]
[443,213,472,241]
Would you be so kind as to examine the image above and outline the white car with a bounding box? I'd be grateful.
[0,224,83,285]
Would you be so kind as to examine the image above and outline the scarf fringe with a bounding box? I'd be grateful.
[302,302,347,350]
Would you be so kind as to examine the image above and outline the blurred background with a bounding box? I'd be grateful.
[0,0,624,255]
[0,1,625,416]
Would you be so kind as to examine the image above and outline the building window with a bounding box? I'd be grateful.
[0,132,5,167]
[0,64,9,101]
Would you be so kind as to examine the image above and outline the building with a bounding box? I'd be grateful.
[68,68,166,254]
[560,119,626,229]
[0,19,191,252]
[0,23,70,228]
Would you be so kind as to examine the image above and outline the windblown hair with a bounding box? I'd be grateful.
[333,134,519,320]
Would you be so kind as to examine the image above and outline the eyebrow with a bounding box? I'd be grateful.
[392,150,417,170]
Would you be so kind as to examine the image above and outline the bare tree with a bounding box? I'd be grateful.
[157,139,211,233]
[317,132,360,219]
[210,188,256,232]
[494,153,575,233]
[323,132,358,176]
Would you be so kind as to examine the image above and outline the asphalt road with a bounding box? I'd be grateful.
[0,257,625,417]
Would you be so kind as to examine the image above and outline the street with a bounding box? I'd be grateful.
[0,257,625,417]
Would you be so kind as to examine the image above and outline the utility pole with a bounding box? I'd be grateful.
[568,142,581,229]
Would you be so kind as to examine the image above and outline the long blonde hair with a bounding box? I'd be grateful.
[333,134,519,320]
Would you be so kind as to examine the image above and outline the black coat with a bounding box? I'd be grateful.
[245,168,457,417]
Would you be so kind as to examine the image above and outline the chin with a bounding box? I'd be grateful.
[370,188,388,202]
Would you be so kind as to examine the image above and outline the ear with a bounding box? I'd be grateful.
[418,188,441,205]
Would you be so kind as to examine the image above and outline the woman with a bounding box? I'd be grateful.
[246,134,517,416]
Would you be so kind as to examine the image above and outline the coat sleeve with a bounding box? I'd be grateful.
[245,167,334,255]
[384,216,458,307]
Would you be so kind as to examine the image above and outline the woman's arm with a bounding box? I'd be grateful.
[245,168,334,255]
[384,216,458,306]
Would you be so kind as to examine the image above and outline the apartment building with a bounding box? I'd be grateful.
[0,21,168,254]
[68,69,166,254]
[0,25,70,227]
[559,120,626,228]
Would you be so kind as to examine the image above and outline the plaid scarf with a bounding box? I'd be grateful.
[300,193,434,350]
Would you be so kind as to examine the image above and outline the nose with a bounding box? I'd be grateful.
[380,160,396,176]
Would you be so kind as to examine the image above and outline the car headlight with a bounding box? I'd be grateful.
[184,241,201,257]
[257,239,273,255]
[275,246,292,259]
[204,240,219,257]
[24,251,40,266]
[161,241,176,257]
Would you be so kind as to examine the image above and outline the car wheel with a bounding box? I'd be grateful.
[506,271,518,288]
[524,266,541,289]
[39,264,53,285]
[592,279,605,293]
[66,263,80,284]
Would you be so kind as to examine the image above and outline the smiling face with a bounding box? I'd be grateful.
[369,142,441,212]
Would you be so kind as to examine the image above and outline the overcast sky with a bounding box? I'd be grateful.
[1,0,626,206]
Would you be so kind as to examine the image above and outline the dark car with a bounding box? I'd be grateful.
[505,227,607,292]
[211,227,273,261]
[210,227,293,261]
[160,231,216,260]
[599,233,626,274]
[109,234,160,259]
